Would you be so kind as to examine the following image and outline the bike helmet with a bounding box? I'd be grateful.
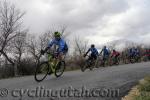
[113,49,116,52]
[91,44,95,48]
[54,31,61,37]
[103,46,106,49]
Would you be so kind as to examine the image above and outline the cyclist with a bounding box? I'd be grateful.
[111,49,120,64]
[135,48,141,61]
[134,48,140,56]
[100,46,110,64]
[41,31,68,61]
[84,44,99,61]
[146,48,150,60]
[111,49,120,58]
[128,48,134,59]
[144,48,150,61]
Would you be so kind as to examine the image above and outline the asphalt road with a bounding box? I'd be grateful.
[0,62,150,100]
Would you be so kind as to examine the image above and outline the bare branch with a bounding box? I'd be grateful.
[0,1,25,65]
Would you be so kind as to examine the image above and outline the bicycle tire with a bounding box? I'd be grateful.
[95,57,100,68]
[55,61,65,78]
[34,62,49,82]
[81,64,86,72]
[81,60,89,72]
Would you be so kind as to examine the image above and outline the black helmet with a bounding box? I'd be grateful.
[91,44,95,48]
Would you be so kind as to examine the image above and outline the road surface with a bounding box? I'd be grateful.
[0,62,150,100]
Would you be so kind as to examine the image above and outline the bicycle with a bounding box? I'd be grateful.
[80,55,96,72]
[95,54,111,68]
[109,56,120,66]
[128,55,138,63]
[34,51,66,82]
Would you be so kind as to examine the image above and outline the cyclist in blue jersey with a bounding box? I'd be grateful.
[100,46,110,61]
[128,48,136,58]
[84,44,99,60]
[41,31,68,60]
[134,48,140,56]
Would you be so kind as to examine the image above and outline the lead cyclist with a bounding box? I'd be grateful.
[41,31,68,62]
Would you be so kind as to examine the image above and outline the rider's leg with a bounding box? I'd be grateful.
[57,50,67,67]
[103,55,106,67]
[91,55,97,65]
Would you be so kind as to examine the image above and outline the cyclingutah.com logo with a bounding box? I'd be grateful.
[0,88,9,97]
[0,86,120,98]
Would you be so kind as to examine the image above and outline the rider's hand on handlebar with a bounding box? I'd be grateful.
[83,54,86,57]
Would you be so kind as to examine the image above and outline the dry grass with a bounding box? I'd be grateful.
[122,86,140,100]
[122,77,150,100]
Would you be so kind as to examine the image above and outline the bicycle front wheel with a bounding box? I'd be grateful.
[34,62,49,82]
[81,60,89,72]
[55,61,65,78]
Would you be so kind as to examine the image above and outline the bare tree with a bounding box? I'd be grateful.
[72,36,89,66]
[39,32,53,50]
[26,32,54,64]
[26,34,40,64]
[0,1,25,66]
[107,42,117,51]
[12,31,27,64]
[46,25,70,39]
[74,36,89,56]
[59,25,70,39]
[10,30,27,75]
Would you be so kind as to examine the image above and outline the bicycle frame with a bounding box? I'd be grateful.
[94,54,106,67]
[47,53,59,73]
[35,52,66,82]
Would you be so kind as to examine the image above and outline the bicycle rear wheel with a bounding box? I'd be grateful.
[55,61,65,78]
[130,57,135,63]
[81,60,89,72]
[34,62,49,82]
[95,57,101,68]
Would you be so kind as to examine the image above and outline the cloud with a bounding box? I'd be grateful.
[85,0,150,44]
[7,0,150,45]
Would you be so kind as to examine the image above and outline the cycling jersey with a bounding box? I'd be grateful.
[86,47,99,56]
[111,51,120,57]
[48,38,68,53]
[89,48,98,56]
[129,48,139,57]
[85,47,98,60]
[134,49,140,56]
[101,48,110,56]
[144,49,150,56]
[129,48,135,56]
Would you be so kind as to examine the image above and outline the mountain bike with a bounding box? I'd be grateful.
[80,55,96,72]
[34,51,65,82]
[128,54,140,63]
[109,56,120,66]
[94,54,105,68]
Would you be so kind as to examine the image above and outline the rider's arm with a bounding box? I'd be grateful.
[95,49,99,56]
[44,39,55,52]
[84,49,90,56]
[111,52,114,58]
[99,49,103,55]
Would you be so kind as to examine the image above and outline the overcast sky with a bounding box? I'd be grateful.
[8,0,150,46]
